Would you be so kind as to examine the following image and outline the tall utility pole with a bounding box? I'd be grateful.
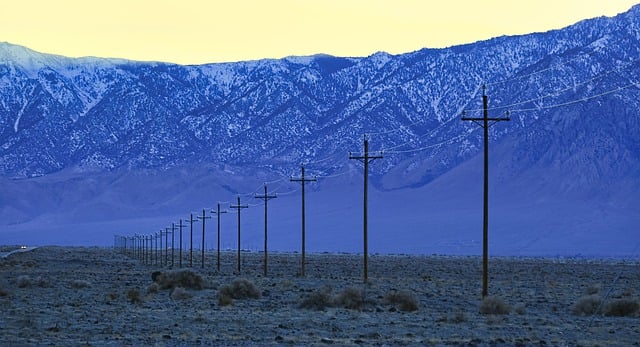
[290,165,317,277]
[230,196,248,274]
[461,85,510,298]
[186,213,199,268]
[197,209,211,269]
[349,135,383,282]
[211,203,228,272]
[255,184,277,276]
[155,233,159,265]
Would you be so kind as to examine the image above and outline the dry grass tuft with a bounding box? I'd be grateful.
[585,284,602,295]
[572,295,601,316]
[334,287,364,310]
[219,278,261,300]
[479,296,511,315]
[384,290,419,312]
[171,287,192,300]
[602,298,639,317]
[218,293,234,306]
[70,280,91,289]
[17,275,31,288]
[0,286,10,297]
[147,282,160,294]
[154,270,204,290]
[299,286,333,310]
[126,288,142,304]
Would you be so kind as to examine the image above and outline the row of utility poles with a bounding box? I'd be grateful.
[115,86,503,296]
[114,136,381,281]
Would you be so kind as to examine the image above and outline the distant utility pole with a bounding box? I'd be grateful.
[158,230,163,266]
[255,184,277,276]
[171,223,176,268]
[211,203,228,272]
[290,165,317,277]
[197,209,211,269]
[155,232,159,266]
[186,213,199,268]
[164,227,168,266]
[461,84,510,298]
[230,196,248,274]
[349,135,383,282]
[177,219,187,268]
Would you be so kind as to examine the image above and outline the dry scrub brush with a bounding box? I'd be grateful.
[171,287,192,300]
[69,280,91,289]
[218,278,261,306]
[299,286,334,310]
[126,288,142,304]
[300,286,377,311]
[479,296,511,315]
[572,295,640,317]
[153,270,204,290]
[384,290,419,312]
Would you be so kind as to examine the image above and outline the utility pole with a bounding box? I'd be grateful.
[230,196,248,274]
[211,203,228,272]
[159,230,163,266]
[197,209,211,269]
[255,184,277,276]
[186,213,199,268]
[349,135,383,282]
[177,220,187,268]
[171,223,176,268]
[165,227,170,266]
[461,84,510,298]
[290,165,317,277]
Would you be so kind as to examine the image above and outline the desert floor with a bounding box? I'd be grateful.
[1,246,639,346]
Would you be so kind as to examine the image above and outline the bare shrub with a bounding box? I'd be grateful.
[479,296,511,315]
[147,282,160,294]
[171,287,192,300]
[585,284,601,295]
[33,276,50,288]
[219,279,260,300]
[299,286,334,310]
[70,280,91,289]
[602,298,640,317]
[572,295,601,316]
[335,287,364,310]
[17,275,31,288]
[126,288,142,304]
[384,290,419,312]
[218,293,233,306]
[0,287,10,297]
[514,303,527,315]
[154,270,204,290]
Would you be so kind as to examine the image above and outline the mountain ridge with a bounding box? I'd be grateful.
[0,7,638,255]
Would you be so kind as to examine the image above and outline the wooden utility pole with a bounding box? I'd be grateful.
[230,196,248,274]
[165,227,170,266]
[186,213,199,268]
[255,184,277,276]
[177,219,187,268]
[349,135,383,282]
[211,203,228,272]
[171,223,176,268]
[197,209,211,269]
[290,165,317,277]
[461,85,510,298]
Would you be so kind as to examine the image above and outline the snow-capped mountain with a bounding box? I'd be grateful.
[0,6,638,256]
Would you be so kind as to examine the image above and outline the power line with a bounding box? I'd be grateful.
[290,165,317,277]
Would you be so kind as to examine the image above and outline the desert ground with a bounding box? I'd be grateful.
[0,246,639,346]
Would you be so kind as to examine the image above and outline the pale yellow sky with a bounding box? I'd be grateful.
[0,0,638,64]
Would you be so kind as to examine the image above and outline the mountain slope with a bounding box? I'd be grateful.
[0,6,639,255]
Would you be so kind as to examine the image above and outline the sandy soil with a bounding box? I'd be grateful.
[0,246,638,346]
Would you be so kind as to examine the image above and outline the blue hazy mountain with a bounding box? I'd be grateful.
[0,6,638,256]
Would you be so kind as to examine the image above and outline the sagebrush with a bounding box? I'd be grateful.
[479,296,511,315]
[384,290,419,312]
[153,270,204,290]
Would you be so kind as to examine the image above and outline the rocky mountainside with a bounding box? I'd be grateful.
[0,6,638,255]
